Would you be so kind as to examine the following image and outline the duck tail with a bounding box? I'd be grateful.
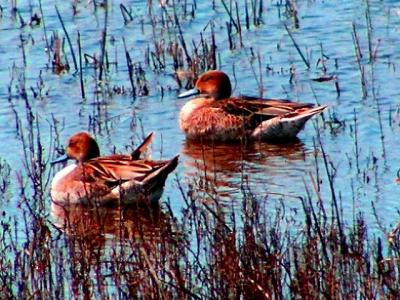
[283,105,328,122]
[131,132,154,159]
[143,155,179,186]
[252,105,328,140]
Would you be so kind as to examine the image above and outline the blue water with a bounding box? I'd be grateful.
[0,0,399,236]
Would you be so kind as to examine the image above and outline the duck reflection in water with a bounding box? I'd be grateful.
[181,139,307,195]
[51,201,182,295]
[51,201,172,254]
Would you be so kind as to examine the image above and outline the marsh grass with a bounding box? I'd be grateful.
[1,0,400,298]
[0,177,399,298]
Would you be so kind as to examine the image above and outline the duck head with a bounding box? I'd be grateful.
[178,70,232,100]
[51,132,100,164]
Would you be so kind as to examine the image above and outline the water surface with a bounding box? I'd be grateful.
[0,0,399,236]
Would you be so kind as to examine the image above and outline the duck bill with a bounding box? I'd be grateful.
[51,154,69,165]
[178,88,200,98]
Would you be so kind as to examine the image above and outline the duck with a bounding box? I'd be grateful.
[178,70,328,141]
[51,131,178,206]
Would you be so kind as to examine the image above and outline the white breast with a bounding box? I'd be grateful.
[179,98,212,131]
[51,164,77,190]
[180,101,199,123]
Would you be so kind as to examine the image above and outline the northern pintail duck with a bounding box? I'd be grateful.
[178,70,328,141]
[51,132,178,205]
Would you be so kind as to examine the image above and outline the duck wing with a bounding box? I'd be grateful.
[215,96,315,119]
[84,156,167,187]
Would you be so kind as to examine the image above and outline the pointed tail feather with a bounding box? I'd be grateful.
[131,132,154,160]
[143,155,179,187]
